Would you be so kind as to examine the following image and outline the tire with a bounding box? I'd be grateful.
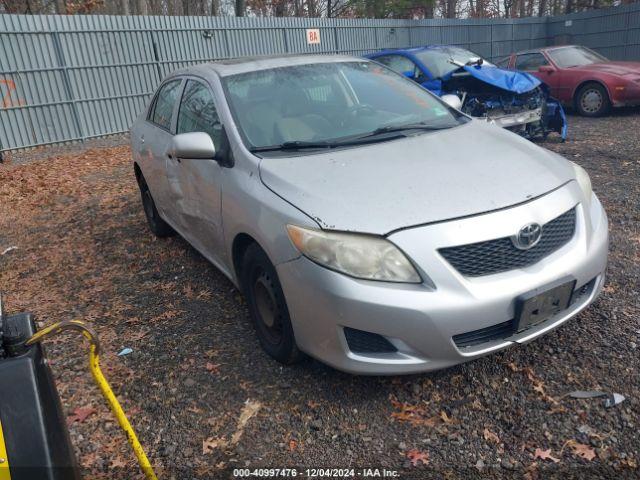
[137,173,174,237]
[241,243,303,365]
[576,83,610,117]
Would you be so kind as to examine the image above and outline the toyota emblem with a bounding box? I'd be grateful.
[512,223,542,250]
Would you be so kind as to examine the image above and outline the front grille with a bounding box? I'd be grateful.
[344,327,397,354]
[439,207,576,277]
[453,275,597,349]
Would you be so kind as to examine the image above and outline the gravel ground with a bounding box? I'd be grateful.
[0,112,638,480]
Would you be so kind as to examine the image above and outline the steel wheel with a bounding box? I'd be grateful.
[251,269,285,345]
[242,243,303,364]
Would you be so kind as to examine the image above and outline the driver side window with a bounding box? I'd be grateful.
[515,53,549,71]
[375,55,422,80]
[176,80,222,149]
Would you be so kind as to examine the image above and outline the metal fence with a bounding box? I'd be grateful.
[1,2,639,153]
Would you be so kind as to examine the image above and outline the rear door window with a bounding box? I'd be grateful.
[150,80,182,131]
[494,56,512,69]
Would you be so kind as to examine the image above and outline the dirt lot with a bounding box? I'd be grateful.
[0,112,639,480]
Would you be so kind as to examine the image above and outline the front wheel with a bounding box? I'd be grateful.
[576,83,610,117]
[241,244,303,365]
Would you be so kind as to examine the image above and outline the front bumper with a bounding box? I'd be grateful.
[277,182,608,375]
[611,82,640,107]
[486,108,542,128]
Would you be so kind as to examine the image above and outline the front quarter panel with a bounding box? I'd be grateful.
[209,72,319,285]
[221,153,319,286]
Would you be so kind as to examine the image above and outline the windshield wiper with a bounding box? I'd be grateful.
[250,124,452,153]
[250,140,332,153]
[365,122,453,137]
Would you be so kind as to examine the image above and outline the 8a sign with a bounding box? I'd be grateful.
[306,29,321,45]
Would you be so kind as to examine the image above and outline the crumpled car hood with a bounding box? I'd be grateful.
[259,121,575,235]
[456,65,542,94]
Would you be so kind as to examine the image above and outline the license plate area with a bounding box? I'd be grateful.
[515,278,576,332]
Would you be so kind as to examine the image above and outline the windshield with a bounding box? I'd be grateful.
[547,46,608,68]
[222,61,464,151]
[414,47,494,79]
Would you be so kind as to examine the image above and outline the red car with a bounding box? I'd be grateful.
[499,45,640,117]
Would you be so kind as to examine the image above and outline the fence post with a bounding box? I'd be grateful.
[333,25,339,53]
[150,31,163,82]
[51,31,85,142]
[223,29,231,59]
[623,6,630,60]
[283,28,290,53]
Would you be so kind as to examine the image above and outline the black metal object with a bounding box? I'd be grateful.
[343,327,397,354]
[0,297,80,480]
[439,207,576,277]
[452,319,514,348]
[570,277,597,305]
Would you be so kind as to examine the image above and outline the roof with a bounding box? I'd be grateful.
[368,45,472,57]
[513,45,578,55]
[199,54,365,77]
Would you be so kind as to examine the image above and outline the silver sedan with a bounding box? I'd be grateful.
[130,55,608,375]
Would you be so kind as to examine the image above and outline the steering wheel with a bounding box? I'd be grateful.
[340,104,376,127]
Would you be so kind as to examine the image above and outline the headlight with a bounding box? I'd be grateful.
[571,162,593,206]
[286,225,422,283]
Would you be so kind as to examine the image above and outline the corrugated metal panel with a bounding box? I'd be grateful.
[1,5,639,153]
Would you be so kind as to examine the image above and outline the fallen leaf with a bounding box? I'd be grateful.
[439,410,454,424]
[110,458,127,468]
[483,428,500,444]
[205,362,220,374]
[68,406,96,424]
[406,449,429,466]
[203,437,227,454]
[390,399,439,427]
[533,448,560,463]
[563,440,596,461]
[621,457,637,468]
[230,399,262,445]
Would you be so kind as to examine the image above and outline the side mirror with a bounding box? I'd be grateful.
[403,70,416,80]
[538,65,555,74]
[168,132,216,160]
[441,94,463,110]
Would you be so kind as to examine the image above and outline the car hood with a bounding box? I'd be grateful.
[449,65,542,94]
[569,61,640,76]
[258,121,575,235]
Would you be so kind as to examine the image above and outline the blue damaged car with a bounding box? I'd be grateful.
[367,45,567,141]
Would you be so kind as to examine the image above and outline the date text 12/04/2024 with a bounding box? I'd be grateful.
[232,468,400,477]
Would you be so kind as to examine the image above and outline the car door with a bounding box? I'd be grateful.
[168,77,226,261]
[136,78,183,224]
[515,52,562,97]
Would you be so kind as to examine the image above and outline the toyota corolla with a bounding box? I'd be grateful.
[130,55,608,375]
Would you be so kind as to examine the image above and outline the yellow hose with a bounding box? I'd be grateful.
[26,320,158,480]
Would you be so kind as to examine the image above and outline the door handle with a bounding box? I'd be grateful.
[140,136,145,144]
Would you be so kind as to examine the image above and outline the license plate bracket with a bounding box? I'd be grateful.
[515,278,576,332]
